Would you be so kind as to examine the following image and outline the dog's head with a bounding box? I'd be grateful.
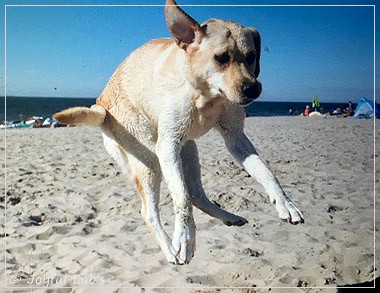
[165,0,262,106]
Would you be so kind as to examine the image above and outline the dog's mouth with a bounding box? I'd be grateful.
[238,98,255,107]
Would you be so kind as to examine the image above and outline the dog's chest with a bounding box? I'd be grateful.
[187,96,224,139]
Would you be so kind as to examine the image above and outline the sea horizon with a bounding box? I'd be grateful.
[2,96,356,122]
[2,95,360,104]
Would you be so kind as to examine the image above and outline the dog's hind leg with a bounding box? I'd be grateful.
[102,132,177,263]
[181,140,248,226]
[128,155,178,264]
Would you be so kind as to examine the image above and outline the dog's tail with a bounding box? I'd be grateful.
[53,104,106,127]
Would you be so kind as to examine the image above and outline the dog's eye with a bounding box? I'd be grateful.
[246,52,256,65]
[215,52,230,65]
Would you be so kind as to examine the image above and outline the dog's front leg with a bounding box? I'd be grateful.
[217,122,304,224]
[156,137,196,265]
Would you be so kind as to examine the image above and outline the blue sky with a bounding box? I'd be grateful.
[1,0,377,103]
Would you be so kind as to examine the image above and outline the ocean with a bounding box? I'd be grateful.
[2,96,353,123]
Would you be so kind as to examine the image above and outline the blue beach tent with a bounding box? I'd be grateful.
[353,97,379,119]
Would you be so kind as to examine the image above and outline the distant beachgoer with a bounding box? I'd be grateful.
[303,105,310,116]
[348,101,353,112]
[342,107,354,117]
[347,101,354,116]
[288,108,293,115]
[332,107,342,116]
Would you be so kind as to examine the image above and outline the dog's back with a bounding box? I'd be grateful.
[96,38,187,124]
[54,37,182,128]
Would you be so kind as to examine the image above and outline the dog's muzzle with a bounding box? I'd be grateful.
[239,82,262,106]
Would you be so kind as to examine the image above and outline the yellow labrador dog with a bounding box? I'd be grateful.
[54,0,304,265]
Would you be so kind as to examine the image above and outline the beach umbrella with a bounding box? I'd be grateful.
[312,95,320,111]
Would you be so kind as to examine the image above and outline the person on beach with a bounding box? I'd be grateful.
[348,101,353,112]
[303,105,310,116]
[332,107,342,116]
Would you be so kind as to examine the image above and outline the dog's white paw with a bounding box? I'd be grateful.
[172,218,196,264]
[274,195,304,224]
[163,246,180,264]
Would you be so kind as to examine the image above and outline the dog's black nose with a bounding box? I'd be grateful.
[240,82,262,105]
[242,82,261,100]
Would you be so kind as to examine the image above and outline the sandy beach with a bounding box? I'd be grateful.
[1,116,378,292]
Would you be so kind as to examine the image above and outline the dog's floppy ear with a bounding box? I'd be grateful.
[249,28,261,77]
[165,0,203,50]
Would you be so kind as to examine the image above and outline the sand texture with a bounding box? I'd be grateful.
[1,116,378,292]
